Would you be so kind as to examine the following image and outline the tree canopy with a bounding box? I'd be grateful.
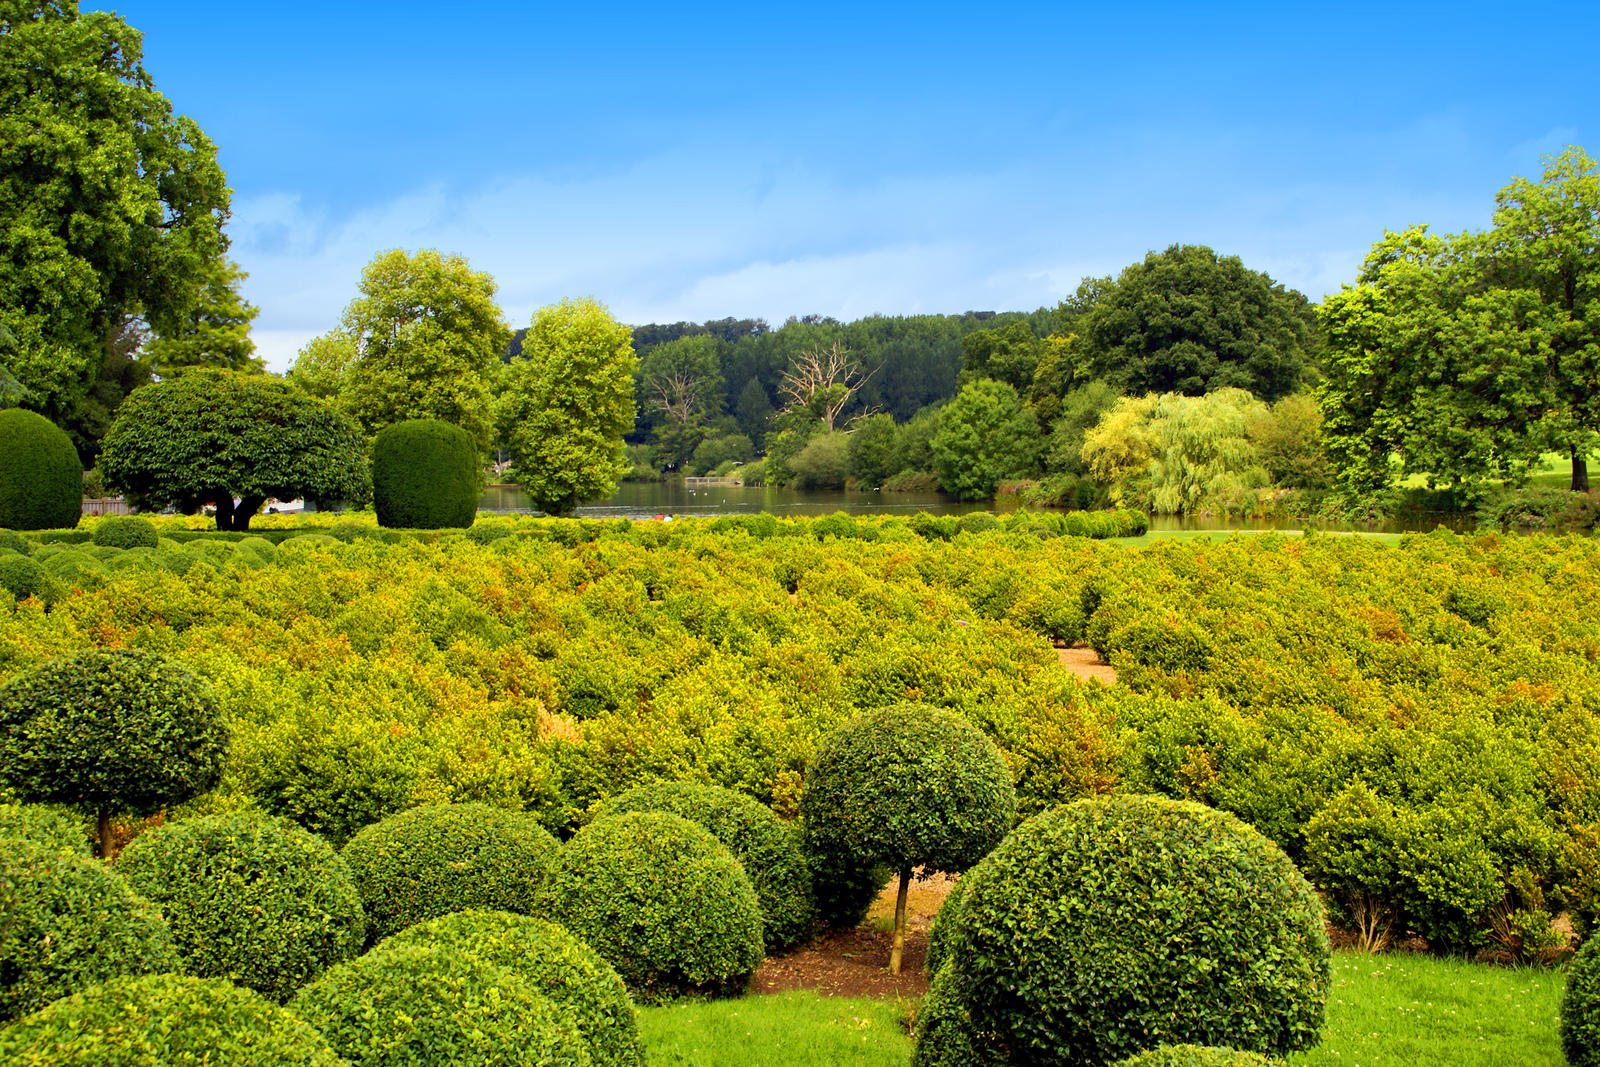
[930,379,1040,500]
[99,370,368,530]
[637,334,723,470]
[144,258,262,379]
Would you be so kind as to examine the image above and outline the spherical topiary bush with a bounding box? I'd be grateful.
[925,863,983,976]
[290,941,586,1067]
[0,409,80,531]
[0,838,179,1022]
[1564,936,1600,1067]
[536,811,764,1001]
[340,802,560,943]
[383,910,644,1067]
[802,703,1015,973]
[91,515,159,549]
[0,550,47,600]
[0,528,33,554]
[372,419,480,529]
[0,803,89,855]
[116,812,365,1002]
[596,781,817,954]
[920,795,1329,1066]
[0,973,348,1066]
[0,649,228,856]
[911,963,1006,1067]
[1110,1047,1283,1067]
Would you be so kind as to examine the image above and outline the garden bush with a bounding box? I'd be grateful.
[382,910,644,1067]
[0,550,46,600]
[372,419,480,529]
[116,812,365,1002]
[91,516,159,549]
[925,865,980,976]
[0,973,347,1066]
[1110,1046,1283,1067]
[0,837,179,1022]
[0,649,227,856]
[536,811,764,1000]
[0,409,79,531]
[921,795,1329,1066]
[1564,936,1600,1067]
[911,962,1005,1067]
[0,528,32,554]
[341,802,559,943]
[596,781,816,953]
[290,941,586,1067]
[0,803,88,855]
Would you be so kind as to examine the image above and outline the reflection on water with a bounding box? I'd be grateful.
[480,481,1457,533]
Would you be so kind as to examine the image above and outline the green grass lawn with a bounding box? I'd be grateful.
[636,951,1567,1067]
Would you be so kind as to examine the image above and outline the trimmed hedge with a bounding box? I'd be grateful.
[117,813,365,1002]
[383,910,644,1067]
[91,516,159,549]
[290,941,586,1067]
[596,781,816,953]
[911,962,1005,1067]
[340,802,559,943]
[925,795,1329,1066]
[1564,936,1600,1067]
[0,528,31,554]
[537,811,765,1001]
[0,551,46,600]
[0,803,89,856]
[0,838,179,1022]
[373,419,480,529]
[1110,1047,1282,1067]
[0,410,79,531]
[0,973,347,1066]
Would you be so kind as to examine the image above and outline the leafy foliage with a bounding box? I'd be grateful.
[340,801,558,943]
[91,516,158,549]
[372,419,480,529]
[143,258,263,378]
[0,973,346,1066]
[0,802,89,856]
[1562,935,1600,1066]
[930,379,1039,500]
[0,409,80,530]
[537,811,764,1001]
[1109,1047,1282,1067]
[117,812,365,1002]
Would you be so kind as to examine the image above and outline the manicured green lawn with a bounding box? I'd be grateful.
[636,951,1567,1067]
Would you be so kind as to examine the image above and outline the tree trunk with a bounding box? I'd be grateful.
[214,495,234,531]
[96,808,113,859]
[234,496,266,532]
[889,866,911,976]
[1573,449,1590,493]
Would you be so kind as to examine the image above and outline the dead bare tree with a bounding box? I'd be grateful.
[778,341,876,431]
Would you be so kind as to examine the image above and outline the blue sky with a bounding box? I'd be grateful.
[87,1,1600,371]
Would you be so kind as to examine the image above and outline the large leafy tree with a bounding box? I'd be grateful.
[99,370,368,530]
[1075,244,1320,401]
[930,379,1040,500]
[0,1,230,452]
[144,258,262,378]
[1319,147,1600,492]
[297,249,510,451]
[498,298,636,514]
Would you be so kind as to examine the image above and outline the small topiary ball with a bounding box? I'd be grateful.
[290,941,586,1067]
[0,838,179,1022]
[90,515,159,549]
[1564,936,1600,1067]
[924,795,1330,1067]
[0,973,348,1066]
[372,419,480,529]
[0,803,90,855]
[341,802,560,943]
[536,811,765,1001]
[0,529,32,554]
[0,551,47,600]
[596,781,817,954]
[116,812,365,1002]
[0,409,80,531]
[1109,1047,1283,1067]
[383,910,644,1067]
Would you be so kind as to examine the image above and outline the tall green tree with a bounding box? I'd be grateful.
[0,1,230,451]
[144,258,262,378]
[637,334,723,470]
[930,379,1039,500]
[959,320,1044,393]
[498,298,636,514]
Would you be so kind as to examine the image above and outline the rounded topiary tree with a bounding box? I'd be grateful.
[116,812,365,1002]
[1110,1048,1283,1067]
[920,795,1330,1066]
[0,409,80,531]
[0,974,347,1066]
[0,649,228,856]
[1564,936,1600,1067]
[0,837,179,1022]
[90,515,159,549]
[801,703,1016,974]
[536,811,764,1001]
[596,781,817,954]
[383,910,644,1067]
[372,418,480,529]
[340,802,559,944]
[290,941,586,1067]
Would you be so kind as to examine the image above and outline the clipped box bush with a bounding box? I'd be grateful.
[911,962,1005,1067]
[0,409,80,531]
[341,802,559,943]
[0,551,46,600]
[923,795,1329,1066]
[596,781,816,954]
[0,528,32,553]
[372,418,480,529]
[290,941,586,1067]
[0,973,347,1066]
[537,811,764,1001]
[1564,936,1600,1067]
[925,865,981,976]
[0,803,89,855]
[1110,1048,1282,1067]
[384,910,644,1067]
[0,837,179,1022]
[117,812,365,1002]
[91,515,159,549]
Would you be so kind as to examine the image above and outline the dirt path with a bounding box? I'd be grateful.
[1056,643,1117,684]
